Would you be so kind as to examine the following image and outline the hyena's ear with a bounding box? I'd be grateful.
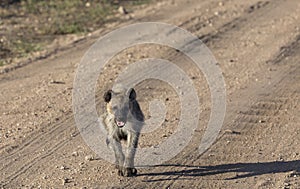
[104,90,112,103]
[128,88,136,101]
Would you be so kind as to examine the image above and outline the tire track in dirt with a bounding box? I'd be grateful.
[0,116,77,186]
[134,32,300,189]
[223,33,300,135]
[122,0,300,188]
[268,35,300,65]
[180,0,272,43]
[161,29,300,188]
[215,61,299,188]
[1,115,73,159]
[232,33,300,133]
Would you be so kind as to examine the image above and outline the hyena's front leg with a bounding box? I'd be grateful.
[122,132,138,177]
[108,137,125,174]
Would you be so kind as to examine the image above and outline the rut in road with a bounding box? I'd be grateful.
[127,35,300,189]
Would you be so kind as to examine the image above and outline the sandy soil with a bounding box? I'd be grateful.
[1,0,300,188]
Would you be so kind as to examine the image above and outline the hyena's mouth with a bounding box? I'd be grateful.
[115,119,126,127]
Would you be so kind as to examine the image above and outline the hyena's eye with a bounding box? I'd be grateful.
[112,106,118,111]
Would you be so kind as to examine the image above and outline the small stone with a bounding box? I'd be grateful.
[224,129,241,135]
[62,178,70,185]
[85,155,94,161]
[70,132,76,137]
[72,151,78,157]
[49,80,65,84]
[60,166,67,170]
[279,155,284,161]
[288,170,300,178]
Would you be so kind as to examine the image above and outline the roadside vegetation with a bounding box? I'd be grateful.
[0,0,149,66]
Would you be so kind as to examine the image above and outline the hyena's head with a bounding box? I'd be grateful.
[104,86,137,128]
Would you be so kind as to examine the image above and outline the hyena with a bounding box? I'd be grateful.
[101,85,144,177]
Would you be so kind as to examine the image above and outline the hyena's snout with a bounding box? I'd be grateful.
[114,113,127,127]
[110,104,129,127]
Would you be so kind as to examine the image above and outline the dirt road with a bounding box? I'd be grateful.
[1,0,300,188]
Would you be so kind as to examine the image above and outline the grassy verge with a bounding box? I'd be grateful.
[0,0,150,66]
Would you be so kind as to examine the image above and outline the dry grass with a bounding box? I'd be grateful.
[0,0,149,66]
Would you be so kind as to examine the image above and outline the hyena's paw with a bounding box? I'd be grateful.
[118,167,137,177]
